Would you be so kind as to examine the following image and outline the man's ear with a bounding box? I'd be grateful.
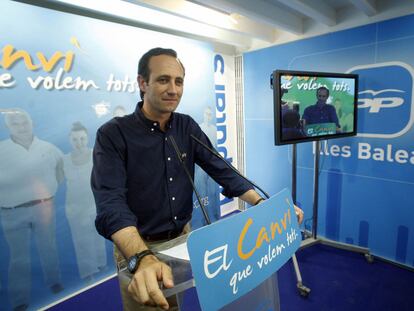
[137,75,147,92]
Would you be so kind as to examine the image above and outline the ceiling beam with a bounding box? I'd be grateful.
[42,0,253,48]
[194,0,303,34]
[128,0,276,42]
[349,0,377,16]
[277,0,336,26]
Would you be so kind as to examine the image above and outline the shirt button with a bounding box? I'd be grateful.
[172,197,175,201]
[153,122,157,126]
[165,138,167,141]
[174,216,177,220]
[167,157,171,161]
[169,177,173,181]
[151,128,154,132]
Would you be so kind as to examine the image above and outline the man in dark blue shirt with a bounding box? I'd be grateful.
[92,48,303,310]
[302,86,340,130]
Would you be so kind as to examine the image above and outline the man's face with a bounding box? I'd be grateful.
[7,113,33,140]
[69,130,88,152]
[139,54,184,115]
[317,89,329,104]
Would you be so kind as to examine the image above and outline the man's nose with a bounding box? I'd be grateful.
[167,81,178,94]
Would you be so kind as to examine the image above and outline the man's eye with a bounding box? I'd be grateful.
[159,78,168,84]
[176,80,183,86]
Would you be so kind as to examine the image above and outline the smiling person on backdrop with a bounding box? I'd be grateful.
[63,121,107,282]
[0,109,64,311]
[91,47,304,311]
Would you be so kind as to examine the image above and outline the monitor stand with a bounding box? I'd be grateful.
[291,141,373,297]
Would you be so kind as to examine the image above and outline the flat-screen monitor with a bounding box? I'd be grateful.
[272,69,359,145]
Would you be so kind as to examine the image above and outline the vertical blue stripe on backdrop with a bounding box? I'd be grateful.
[358,221,369,248]
[325,169,342,240]
[396,226,409,263]
[345,237,354,244]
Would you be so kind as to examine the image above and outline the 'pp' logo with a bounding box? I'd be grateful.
[348,62,414,138]
[358,89,404,113]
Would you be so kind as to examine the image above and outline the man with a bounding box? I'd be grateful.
[302,86,341,130]
[91,48,304,310]
[0,109,63,311]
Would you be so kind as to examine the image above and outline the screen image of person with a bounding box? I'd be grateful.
[91,47,304,311]
[302,86,341,135]
[280,89,305,140]
[63,122,107,282]
[0,109,63,311]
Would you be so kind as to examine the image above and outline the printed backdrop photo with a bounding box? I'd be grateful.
[0,1,220,310]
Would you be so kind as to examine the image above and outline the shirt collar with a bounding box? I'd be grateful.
[134,101,174,130]
[316,101,326,108]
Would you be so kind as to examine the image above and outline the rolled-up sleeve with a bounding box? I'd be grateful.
[91,123,137,240]
[191,120,253,198]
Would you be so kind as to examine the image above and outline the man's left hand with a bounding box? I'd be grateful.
[294,205,304,225]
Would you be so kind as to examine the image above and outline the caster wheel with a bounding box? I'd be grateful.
[297,285,311,297]
[365,253,374,263]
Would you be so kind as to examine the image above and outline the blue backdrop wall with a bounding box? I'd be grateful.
[0,1,218,310]
[243,14,414,267]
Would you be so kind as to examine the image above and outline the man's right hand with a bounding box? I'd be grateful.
[128,255,174,310]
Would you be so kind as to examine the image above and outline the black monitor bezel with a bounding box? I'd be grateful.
[272,69,359,146]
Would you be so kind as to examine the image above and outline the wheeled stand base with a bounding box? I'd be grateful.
[291,233,373,297]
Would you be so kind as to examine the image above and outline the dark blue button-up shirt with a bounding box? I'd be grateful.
[302,103,340,127]
[92,102,253,239]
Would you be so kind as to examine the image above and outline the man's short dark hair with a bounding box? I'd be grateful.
[317,86,330,97]
[71,121,88,134]
[137,47,185,99]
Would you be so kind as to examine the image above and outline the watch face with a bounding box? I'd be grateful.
[128,257,137,272]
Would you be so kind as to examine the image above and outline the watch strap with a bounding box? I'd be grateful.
[128,249,154,274]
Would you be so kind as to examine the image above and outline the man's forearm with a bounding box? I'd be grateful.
[239,189,263,206]
[113,226,173,309]
[111,226,148,259]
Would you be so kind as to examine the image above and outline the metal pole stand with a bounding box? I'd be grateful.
[290,144,311,297]
[291,141,373,298]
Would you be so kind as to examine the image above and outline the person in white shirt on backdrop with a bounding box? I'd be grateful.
[63,121,107,281]
[195,106,220,222]
[0,109,63,311]
[199,106,216,142]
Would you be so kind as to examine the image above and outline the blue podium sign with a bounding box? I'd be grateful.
[305,122,337,136]
[187,188,301,311]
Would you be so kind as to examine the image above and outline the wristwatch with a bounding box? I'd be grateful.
[127,249,154,274]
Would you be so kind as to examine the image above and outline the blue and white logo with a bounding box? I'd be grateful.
[348,62,414,138]
[187,189,300,311]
